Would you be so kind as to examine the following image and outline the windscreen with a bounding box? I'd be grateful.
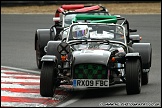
[68,24,125,42]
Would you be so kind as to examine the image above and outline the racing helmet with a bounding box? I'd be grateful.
[72,25,89,39]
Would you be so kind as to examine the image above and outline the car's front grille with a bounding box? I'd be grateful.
[73,63,107,79]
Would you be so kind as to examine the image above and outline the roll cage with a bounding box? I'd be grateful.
[53,4,110,26]
[54,4,108,17]
[70,14,137,43]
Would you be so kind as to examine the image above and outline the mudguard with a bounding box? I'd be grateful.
[72,50,111,66]
[41,55,58,62]
[35,28,56,50]
[46,41,62,64]
[132,43,152,69]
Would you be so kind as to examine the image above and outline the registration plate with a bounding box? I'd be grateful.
[73,79,109,88]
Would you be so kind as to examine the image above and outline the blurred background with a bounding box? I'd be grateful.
[1,1,160,6]
[1,1,161,14]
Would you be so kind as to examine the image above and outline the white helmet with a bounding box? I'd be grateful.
[72,25,89,39]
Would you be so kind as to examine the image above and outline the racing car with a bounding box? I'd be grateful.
[53,4,109,26]
[39,15,152,97]
[35,4,110,69]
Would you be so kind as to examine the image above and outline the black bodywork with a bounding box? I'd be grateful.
[39,22,152,97]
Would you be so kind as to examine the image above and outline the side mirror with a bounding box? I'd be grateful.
[129,34,142,43]
[113,14,121,18]
[53,17,60,22]
[129,29,137,32]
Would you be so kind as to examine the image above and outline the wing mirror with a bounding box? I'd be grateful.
[53,17,60,22]
[129,29,137,32]
[129,34,142,43]
[113,14,121,18]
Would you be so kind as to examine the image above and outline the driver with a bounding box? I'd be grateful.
[72,25,89,39]
[71,25,90,50]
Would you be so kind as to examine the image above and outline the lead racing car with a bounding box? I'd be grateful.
[40,15,152,97]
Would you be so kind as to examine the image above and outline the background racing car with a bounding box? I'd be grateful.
[35,4,110,69]
[39,14,152,97]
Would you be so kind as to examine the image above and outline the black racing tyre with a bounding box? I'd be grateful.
[40,62,58,97]
[36,40,43,69]
[142,72,149,85]
[126,59,142,95]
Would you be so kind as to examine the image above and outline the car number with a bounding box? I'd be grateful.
[73,79,109,88]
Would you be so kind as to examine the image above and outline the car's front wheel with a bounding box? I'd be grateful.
[40,62,58,97]
[126,59,142,95]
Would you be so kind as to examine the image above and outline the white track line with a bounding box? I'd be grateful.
[1,91,41,98]
[1,70,19,72]
[56,88,87,107]
[1,66,40,74]
[1,102,47,107]
[1,77,40,83]
[1,83,39,89]
[56,98,79,107]
[1,74,40,77]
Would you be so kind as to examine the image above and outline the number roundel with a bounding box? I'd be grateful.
[57,42,70,55]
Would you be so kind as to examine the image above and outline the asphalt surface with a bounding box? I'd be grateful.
[1,14,161,107]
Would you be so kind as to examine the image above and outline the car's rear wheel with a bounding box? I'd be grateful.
[40,62,58,97]
[36,40,43,69]
[126,59,142,95]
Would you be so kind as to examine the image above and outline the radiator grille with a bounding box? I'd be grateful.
[73,63,107,79]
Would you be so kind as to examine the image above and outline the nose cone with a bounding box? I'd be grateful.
[72,49,111,65]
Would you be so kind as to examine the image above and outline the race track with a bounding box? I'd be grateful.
[1,14,161,107]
